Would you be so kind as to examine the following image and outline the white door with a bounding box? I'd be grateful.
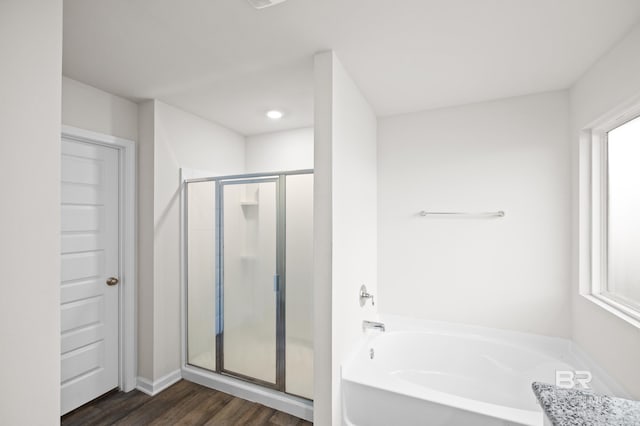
[60,138,119,415]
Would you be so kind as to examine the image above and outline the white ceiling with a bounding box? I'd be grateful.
[63,0,640,136]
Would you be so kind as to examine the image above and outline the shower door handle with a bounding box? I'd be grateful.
[273,274,280,292]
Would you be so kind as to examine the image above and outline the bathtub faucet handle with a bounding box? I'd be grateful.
[359,284,375,307]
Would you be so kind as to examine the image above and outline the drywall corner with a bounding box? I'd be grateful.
[313,50,378,425]
[0,0,62,423]
[313,50,334,426]
[137,100,156,380]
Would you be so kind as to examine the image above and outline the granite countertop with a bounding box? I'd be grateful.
[532,382,640,426]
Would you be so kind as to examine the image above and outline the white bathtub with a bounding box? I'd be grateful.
[342,316,622,426]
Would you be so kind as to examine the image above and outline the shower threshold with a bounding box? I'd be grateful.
[181,364,313,422]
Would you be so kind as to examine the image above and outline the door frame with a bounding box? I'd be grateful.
[61,125,137,392]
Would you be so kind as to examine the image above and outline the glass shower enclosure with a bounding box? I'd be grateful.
[184,170,313,400]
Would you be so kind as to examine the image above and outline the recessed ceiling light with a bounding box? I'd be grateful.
[266,110,284,120]
[247,0,288,10]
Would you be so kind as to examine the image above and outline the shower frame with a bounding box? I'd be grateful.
[182,168,313,396]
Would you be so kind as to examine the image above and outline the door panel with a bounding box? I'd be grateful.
[62,183,102,205]
[221,180,278,385]
[61,296,103,332]
[61,323,105,354]
[60,139,119,415]
[62,155,102,185]
[62,233,103,254]
[61,205,102,232]
[61,341,105,382]
[60,279,103,304]
[61,251,104,282]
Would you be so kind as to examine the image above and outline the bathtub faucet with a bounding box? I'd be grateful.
[362,320,386,332]
[359,285,375,306]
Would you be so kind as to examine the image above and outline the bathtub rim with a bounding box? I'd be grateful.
[342,373,541,426]
[342,331,543,426]
[356,314,630,397]
[342,314,630,425]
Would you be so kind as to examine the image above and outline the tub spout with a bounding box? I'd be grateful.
[363,320,386,332]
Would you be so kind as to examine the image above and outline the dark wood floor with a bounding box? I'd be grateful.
[61,380,312,426]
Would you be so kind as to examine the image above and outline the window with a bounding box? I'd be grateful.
[606,115,640,310]
[586,109,640,324]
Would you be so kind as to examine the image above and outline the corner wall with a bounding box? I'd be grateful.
[0,0,62,422]
[378,91,572,337]
[314,51,378,425]
[570,22,640,398]
[138,100,246,382]
[138,100,156,379]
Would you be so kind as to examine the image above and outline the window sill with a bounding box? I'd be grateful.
[582,293,640,330]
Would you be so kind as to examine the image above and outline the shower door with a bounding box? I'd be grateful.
[217,178,284,389]
[185,170,313,399]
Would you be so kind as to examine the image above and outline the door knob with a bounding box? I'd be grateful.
[106,277,120,286]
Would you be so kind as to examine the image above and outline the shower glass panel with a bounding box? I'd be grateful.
[186,181,217,370]
[285,174,314,399]
[221,180,278,385]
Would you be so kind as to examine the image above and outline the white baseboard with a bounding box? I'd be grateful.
[136,369,182,396]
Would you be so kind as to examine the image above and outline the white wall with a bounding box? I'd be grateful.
[378,91,571,337]
[137,100,156,379]
[570,22,640,398]
[245,127,314,173]
[314,51,378,425]
[138,100,245,381]
[0,0,62,423]
[62,77,138,141]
